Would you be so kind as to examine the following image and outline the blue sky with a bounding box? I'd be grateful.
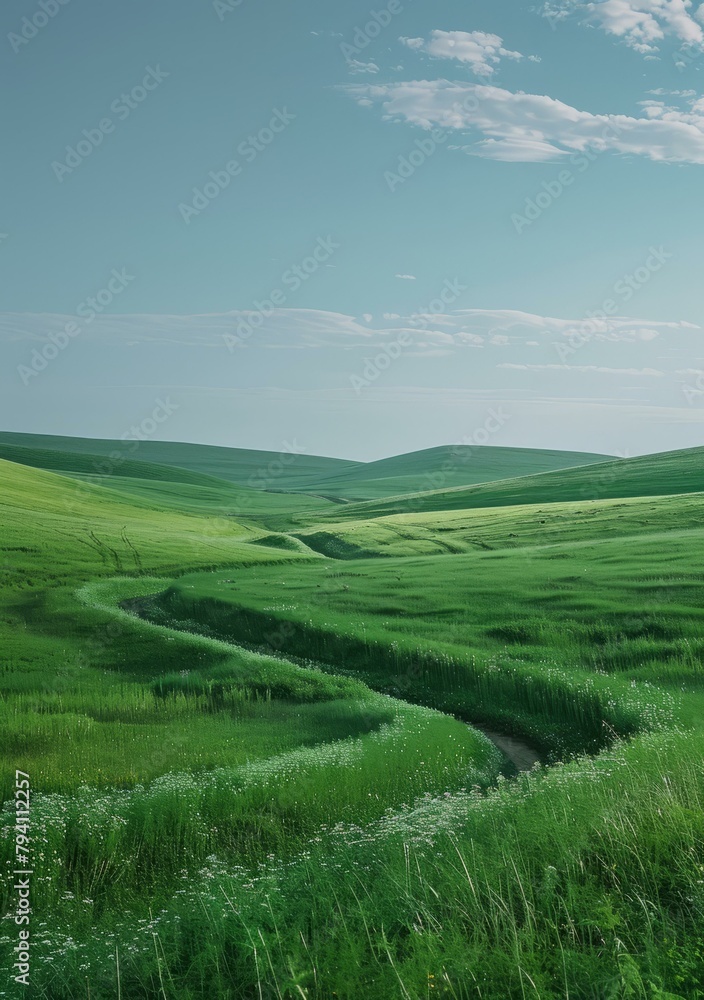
[2,0,704,461]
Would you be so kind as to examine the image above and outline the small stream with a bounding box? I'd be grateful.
[475,725,542,773]
[122,593,544,778]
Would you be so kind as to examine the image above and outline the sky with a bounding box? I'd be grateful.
[2,0,704,461]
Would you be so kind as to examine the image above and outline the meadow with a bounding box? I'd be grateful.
[1,436,703,998]
[301,445,704,523]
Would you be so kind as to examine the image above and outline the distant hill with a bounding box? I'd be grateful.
[288,444,612,501]
[0,442,230,488]
[0,443,334,522]
[306,446,704,521]
[0,432,358,489]
[0,433,611,501]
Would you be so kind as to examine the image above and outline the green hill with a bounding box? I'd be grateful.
[306,445,704,521]
[0,443,334,522]
[287,444,611,500]
[0,441,235,488]
[0,431,358,488]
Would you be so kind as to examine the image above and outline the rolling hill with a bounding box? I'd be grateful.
[0,433,612,505]
[304,444,704,522]
[0,431,358,489]
[283,444,612,500]
[0,443,334,521]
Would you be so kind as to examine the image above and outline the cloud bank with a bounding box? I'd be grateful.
[345,78,704,162]
[541,0,704,55]
[1,307,695,353]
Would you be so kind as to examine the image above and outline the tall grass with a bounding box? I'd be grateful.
[13,729,704,999]
[147,588,675,758]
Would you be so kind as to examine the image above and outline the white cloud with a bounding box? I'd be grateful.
[346,78,704,163]
[648,87,697,95]
[498,362,665,375]
[400,30,530,77]
[463,137,572,162]
[541,1,704,55]
[1,308,695,355]
[395,273,417,280]
[346,59,379,75]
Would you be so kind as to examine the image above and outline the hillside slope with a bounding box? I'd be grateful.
[0,443,335,521]
[287,444,611,500]
[0,431,358,488]
[305,445,704,521]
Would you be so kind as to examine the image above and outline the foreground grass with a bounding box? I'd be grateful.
[14,729,704,999]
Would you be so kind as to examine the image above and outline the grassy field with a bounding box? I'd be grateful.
[0,432,610,501]
[280,444,611,501]
[303,444,704,522]
[1,439,704,998]
[0,431,359,488]
[0,441,336,522]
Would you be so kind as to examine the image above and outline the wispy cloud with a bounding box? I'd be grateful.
[0,308,696,353]
[498,363,665,375]
[345,78,704,163]
[346,58,379,75]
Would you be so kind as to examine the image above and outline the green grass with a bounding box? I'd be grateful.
[152,497,704,755]
[0,456,500,995]
[293,489,704,558]
[0,430,359,488]
[283,444,611,501]
[40,728,702,1000]
[0,442,335,522]
[2,442,704,998]
[305,444,704,522]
